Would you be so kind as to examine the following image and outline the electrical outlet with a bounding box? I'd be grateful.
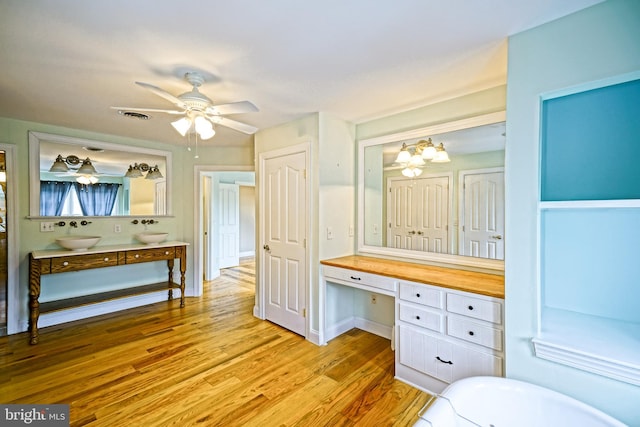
[373,224,379,235]
[349,226,354,237]
[114,224,122,233]
[371,294,377,304]
[40,222,54,232]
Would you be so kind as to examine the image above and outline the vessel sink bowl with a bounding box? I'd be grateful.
[55,235,101,251]
[135,232,169,245]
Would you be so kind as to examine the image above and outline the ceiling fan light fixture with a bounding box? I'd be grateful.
[76,175,99,185]
[194,115,215,137]
[171,117,192,136]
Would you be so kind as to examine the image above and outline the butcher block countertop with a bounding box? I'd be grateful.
[321,255,504,299]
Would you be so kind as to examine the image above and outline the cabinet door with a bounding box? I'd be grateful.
[399,324,502,384]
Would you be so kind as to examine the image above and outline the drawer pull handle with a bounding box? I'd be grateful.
[468,305,474,311]
[468,331,475,336]
[416,293,421,298]
[104,257,109,262]
[350,276,361,281]
[63,261,69,266]
[436,356,453,365]
[135,254,140,258]
[416,315,420,320]
[165,251,169,255]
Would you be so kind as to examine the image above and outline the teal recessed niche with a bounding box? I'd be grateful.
[541,78,640,201]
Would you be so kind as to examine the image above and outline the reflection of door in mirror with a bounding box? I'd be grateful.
[460,170,504,259]
[358,112,506,269]
[387,175,450,253]
[0,151,7,335]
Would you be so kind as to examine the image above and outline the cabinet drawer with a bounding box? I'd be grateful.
[446,293,502,324]
[50,253,119,273]
[322,266,396,294]
[399,282,443,308]
[398,324,503,384]
[399,303,443,333]
[447,315,503,351]
[126,247,176,264]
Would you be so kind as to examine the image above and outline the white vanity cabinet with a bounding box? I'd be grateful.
[396,280,504,393]
[320,255,505,395]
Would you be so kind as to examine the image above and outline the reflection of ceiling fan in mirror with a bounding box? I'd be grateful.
[112,72,259,139]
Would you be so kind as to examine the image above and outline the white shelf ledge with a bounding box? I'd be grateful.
[532,308,640,386]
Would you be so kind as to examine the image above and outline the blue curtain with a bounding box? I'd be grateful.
[40,181,72,216]
[74,182,121,216]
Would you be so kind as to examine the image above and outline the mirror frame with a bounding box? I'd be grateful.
[357,111,506,271]
[28,131,172,218]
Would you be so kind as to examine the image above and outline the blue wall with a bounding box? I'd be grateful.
[505,0,640,424]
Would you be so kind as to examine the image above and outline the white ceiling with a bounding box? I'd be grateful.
[0,0,601,148]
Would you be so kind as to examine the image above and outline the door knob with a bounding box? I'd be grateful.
[491,235,503,240]
[408,230,416,235]
[263,244,270,251]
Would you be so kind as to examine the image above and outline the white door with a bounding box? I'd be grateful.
[218,183,240,269]
[461,171,505,259]
[387,176,449,252]
[261,149,307,336]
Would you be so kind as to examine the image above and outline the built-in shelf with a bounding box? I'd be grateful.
[539,200,640,209]
[532,308,640,386]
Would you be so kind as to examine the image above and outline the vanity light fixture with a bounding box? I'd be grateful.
[124,163,163,180]
[145,165,163,180]
[395,138,450,177]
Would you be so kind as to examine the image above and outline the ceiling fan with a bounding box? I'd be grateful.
[112,72,259,139]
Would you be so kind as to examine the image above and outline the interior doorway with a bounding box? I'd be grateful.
[0,145,16,336]
[0,151,7,335]
[195,168,255,297]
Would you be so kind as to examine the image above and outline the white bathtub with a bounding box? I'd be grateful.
[414,376,626,427]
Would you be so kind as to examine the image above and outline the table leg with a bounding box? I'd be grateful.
[179,248,186,308]
[167,258,174,300]
[28,256,41,345]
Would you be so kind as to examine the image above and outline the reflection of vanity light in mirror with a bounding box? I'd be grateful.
[395,138,450,177]
[124,163,164,179]
[29,131,172,218]
[50,154,100,184]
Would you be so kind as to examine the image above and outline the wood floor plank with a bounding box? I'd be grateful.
[0,258,432,426]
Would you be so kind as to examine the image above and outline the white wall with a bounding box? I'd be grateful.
[505,0,640,424]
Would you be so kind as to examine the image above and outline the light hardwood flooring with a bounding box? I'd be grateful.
[0,259,431,426]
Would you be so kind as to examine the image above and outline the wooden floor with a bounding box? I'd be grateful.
[0,259,431,426]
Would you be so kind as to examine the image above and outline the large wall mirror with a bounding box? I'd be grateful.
[358,111,505,270]
[29,131,172,217]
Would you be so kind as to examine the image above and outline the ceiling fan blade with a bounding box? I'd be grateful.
[135,81,187,109]
[111,106,185,115]
[211,116,258,134]
[206,101,259,116]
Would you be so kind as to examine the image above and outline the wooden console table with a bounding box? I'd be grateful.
[28,241,188,344]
